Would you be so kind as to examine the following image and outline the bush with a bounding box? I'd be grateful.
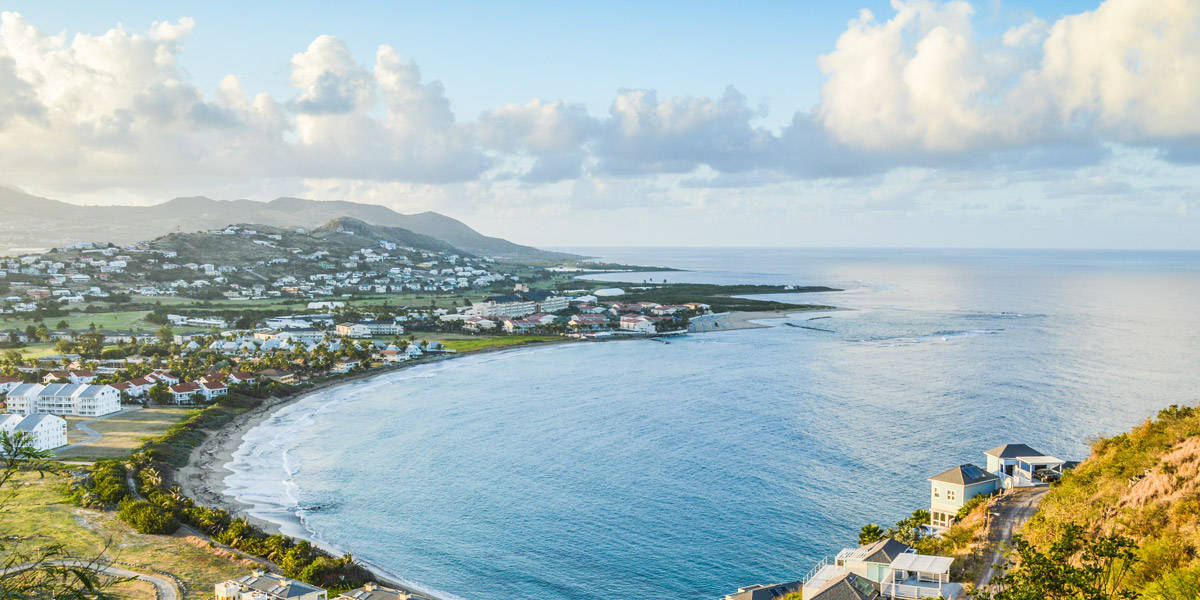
[68,460,130,507]
[118,499,180,534]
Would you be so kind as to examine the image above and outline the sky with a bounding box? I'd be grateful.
[1,0,1198,249]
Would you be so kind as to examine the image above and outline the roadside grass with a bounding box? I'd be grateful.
[57,407,198,461]
[435,335,562,353]
[0,472,254,600]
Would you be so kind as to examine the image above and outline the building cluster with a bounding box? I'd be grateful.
[216,571,432,600]
[441,290,713,336]
[0,226,525,310]
[725,443,1071,600]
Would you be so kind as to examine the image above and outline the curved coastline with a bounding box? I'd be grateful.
[173,311,814,599]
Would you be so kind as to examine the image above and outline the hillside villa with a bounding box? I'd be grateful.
[927,443,1067,532]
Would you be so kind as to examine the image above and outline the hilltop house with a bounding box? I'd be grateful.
[928,464,1000,531]
[984,443,1066,488]
[802,538,964,600]
[0,413,68,450]
[215,571,327,600]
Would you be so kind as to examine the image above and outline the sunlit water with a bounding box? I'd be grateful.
[223,248,1200,600]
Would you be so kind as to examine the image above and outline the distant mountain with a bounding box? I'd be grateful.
[0,187,578,261]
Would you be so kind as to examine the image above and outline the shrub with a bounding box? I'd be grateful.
[118,499,179,534]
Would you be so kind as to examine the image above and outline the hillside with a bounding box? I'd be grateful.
[0,187,577,261]
[1005,404,1200,598]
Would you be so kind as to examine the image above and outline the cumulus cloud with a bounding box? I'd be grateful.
[2,0,1200,204]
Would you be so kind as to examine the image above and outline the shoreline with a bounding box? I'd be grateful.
[172,310,822,595]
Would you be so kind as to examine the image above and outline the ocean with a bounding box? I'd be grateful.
[222,248,1200,600]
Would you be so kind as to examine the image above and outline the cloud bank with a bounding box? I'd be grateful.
[1,0,1200,200]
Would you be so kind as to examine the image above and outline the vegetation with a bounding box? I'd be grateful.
[64,391,374,594]
[998,403,1200,598]
[600,281,840,312]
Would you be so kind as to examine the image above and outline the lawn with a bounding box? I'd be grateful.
[434,335,564,353]
[57,407,198,461]
[0,309,153,332]
[0,472,255,600]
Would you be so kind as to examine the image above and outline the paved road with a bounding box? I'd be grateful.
[976,486,1050,588]
[3,559,179,600]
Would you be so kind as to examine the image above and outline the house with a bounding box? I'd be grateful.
[568,314,608,330]
[802,572,879,600]
[984,443,1066,488]
[463,317,496,332]
[169,382,203,404]
[4,383,121,417]
[146,370,181,385]
[215,571,327,600]
[0,413,68,450]
[198,380,228,399]
[802,539,963,600]
[335,322,372,338]
[0,375,21,394]
[43,370,97,384]
[619,313,667,333]
[835,538,915,583]
[331,358,361,373]
[928,464,999,531]
[334,582,433,600]
[258,369,298,385]
[227,371,257,385]
[721,581,803,600]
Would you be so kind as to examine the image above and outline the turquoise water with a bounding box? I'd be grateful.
[223,249,1200,600]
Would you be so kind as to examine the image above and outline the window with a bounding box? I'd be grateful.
[946,489,957,501]
[933,487,940,498]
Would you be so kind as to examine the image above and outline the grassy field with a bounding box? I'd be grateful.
[434,335,564,353]
[0,310,153,332]
[0,472,254,600]
[58,407,197,461]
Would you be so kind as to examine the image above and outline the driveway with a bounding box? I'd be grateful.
[976,486,1050,588]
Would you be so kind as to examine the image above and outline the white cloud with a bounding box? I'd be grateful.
[2,0,1200,212]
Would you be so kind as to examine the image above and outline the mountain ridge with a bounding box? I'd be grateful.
[0,188,577,261]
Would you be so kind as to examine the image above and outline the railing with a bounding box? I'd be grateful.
[799,556,832,585]
[883,581,948,599]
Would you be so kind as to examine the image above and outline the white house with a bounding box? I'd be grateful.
[334,582,433,600]
[169,382,203,404]
[0,413,68,450]
[984,443,1066,488]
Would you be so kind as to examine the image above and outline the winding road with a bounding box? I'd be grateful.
[3,559,179,600]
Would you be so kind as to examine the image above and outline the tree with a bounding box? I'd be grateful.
[976,526,1138,600]
[859,523,885,545]
[0,431,120,599]
[147,382,171,405]
[155,325,173,345]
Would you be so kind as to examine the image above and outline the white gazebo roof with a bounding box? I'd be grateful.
[1015,455,1066,466]
[890,553,953,574]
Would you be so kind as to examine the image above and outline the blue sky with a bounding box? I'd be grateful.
[0,0,1197,248]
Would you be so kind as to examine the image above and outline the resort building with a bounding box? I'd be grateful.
[984,443,1066,488]
[4,383,121,416]
[215,571,327,600]
[0,413,68,450]
[928,464,999,531]
[802,539,964,600]
[335,320,405,338]
[335,582,433,600]
[470,290,568,318]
